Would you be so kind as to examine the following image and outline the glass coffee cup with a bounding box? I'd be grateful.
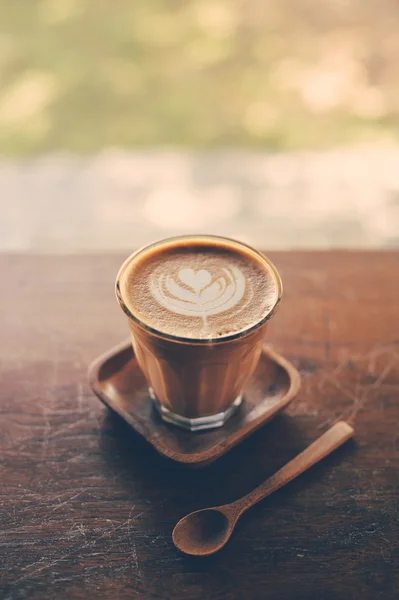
[116,235,282,431]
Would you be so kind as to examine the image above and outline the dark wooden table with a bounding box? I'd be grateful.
[1,252,398,600]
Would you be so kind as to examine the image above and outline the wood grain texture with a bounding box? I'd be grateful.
[1,251,398,600]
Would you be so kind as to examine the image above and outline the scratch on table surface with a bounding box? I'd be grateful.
[38,340,61,456]
[1,487,90,523]
[366,343,398,377]
[317,343,399,429]
[3,349,96,458]
[324,374,360,404]
[68,522,87,540]
[13,520,129,585]
[369,357,396,389]
[40,404,51,458]
[50,489,89,512]
[378,530,391,545]
[2,401,99,456]
[66,452,86,463]
[76,382,85,413]
[323,310,334,362]
[2,516,101,540]
[150,534,164,545]
[127,505,144,580]
[46,416,92,441]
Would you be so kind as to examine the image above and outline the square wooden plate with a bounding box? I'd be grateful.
[88,341,301,467]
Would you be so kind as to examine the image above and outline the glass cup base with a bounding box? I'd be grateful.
[149,388,243,431]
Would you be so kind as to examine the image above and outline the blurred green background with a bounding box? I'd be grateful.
[1,0,399,156]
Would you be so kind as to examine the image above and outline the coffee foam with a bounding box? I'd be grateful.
[120,239,279,339]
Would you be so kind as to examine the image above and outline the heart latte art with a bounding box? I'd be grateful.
[150,266,246,318]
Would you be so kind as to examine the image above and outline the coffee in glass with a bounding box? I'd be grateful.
[116,235,282,431]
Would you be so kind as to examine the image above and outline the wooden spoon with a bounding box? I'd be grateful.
[172,421,354,556]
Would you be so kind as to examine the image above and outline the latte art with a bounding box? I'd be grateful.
[120,237,280,339]
[150,266,246,318]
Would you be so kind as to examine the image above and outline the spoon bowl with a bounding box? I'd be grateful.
[172,421,354,556]
[173,508,233,556]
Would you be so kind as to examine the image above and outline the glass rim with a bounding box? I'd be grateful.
[115,234,283,345]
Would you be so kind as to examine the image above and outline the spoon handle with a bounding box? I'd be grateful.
[229,421,354,517]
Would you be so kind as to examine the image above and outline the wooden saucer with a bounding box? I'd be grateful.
[88,340,301,467]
